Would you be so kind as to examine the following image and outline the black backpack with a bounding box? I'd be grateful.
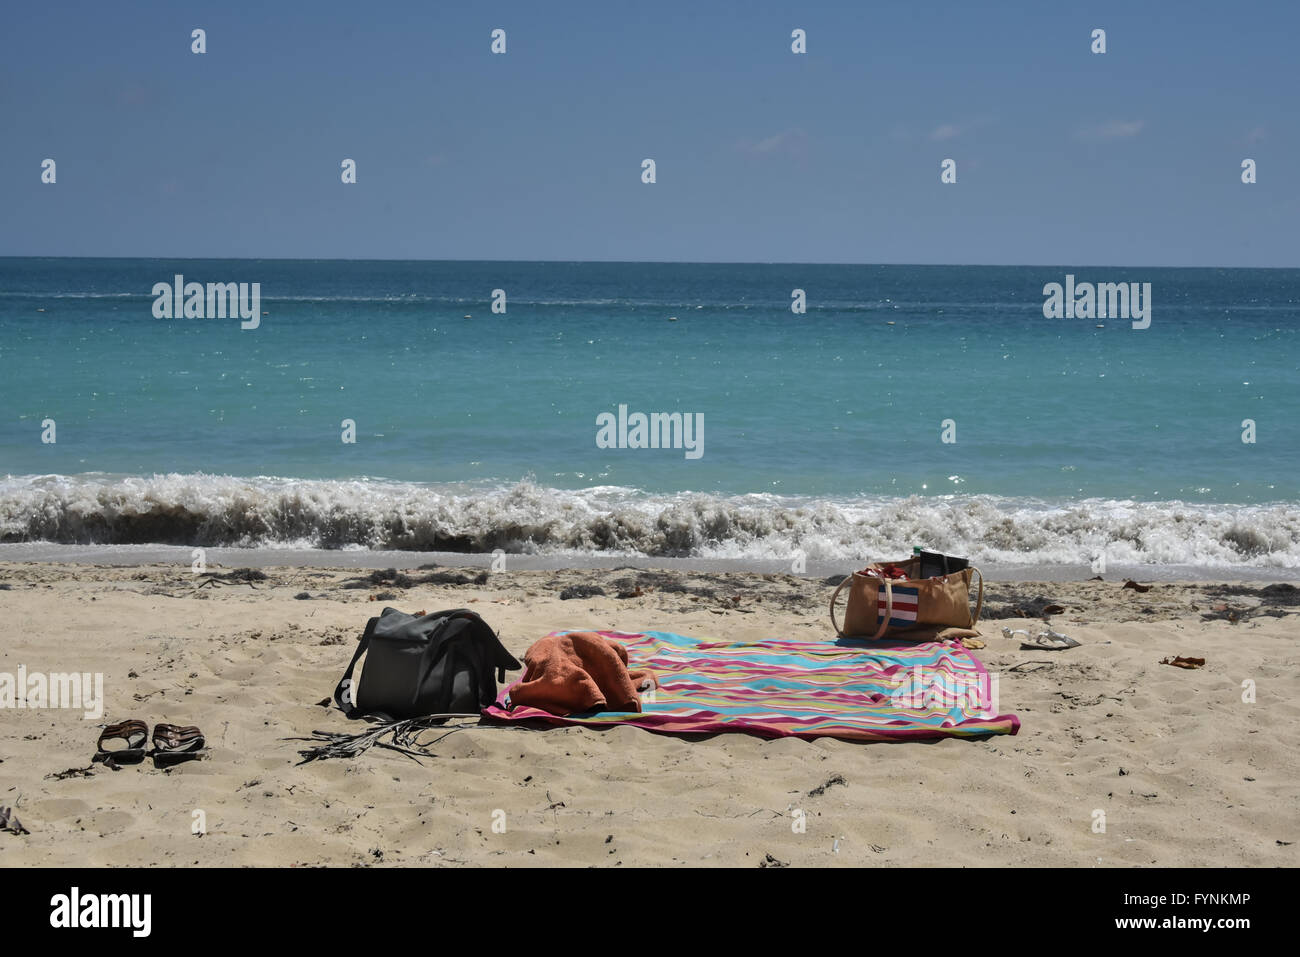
[332,607,521,720]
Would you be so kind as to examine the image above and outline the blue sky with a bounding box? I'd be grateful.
[2,0,1295,266]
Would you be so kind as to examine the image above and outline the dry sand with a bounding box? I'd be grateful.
[0,561,1296,867]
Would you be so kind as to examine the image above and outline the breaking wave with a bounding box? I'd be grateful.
[2,473,1298,568]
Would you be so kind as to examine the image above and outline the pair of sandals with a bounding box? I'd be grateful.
[95,720,206,768]
[1001,626,1082,651]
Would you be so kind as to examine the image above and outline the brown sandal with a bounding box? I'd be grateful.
[95,720,149,766]
[151,724,206,765]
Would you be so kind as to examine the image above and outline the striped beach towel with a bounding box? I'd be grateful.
[484,630,1019,742]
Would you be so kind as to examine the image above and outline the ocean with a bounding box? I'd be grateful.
[1,258,1297,572]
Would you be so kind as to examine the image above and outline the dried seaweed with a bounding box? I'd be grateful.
[292,714,504,764]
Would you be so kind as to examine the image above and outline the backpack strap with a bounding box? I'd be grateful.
[333,615,378,718]
[432,610,518,676]
[488,627,522,683]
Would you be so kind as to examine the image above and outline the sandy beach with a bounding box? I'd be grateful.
[0,560,1295,868]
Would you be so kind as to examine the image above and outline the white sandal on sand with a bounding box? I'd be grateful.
[1002,626,1081,650]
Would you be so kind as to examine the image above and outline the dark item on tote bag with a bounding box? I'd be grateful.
[919,549,969,580]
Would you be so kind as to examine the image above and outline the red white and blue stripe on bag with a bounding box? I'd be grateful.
[877,585,919,628]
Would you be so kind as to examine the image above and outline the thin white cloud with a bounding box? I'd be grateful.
[1074,119,1145,142]
[926,116,995,142]
[739,128,808,155]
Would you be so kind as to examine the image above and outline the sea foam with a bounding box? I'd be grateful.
[1,473,1297,568]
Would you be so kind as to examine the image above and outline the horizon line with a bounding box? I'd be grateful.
[1,255,1295,271]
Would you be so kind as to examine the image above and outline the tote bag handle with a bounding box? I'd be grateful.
[969,567,985,627]
[830,574,894,640]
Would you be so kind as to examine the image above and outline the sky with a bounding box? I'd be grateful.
[1,0,1296,266]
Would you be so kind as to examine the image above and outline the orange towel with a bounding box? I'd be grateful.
[509,632,657,716]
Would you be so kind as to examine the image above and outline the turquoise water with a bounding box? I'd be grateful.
[1,258,1298,565]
